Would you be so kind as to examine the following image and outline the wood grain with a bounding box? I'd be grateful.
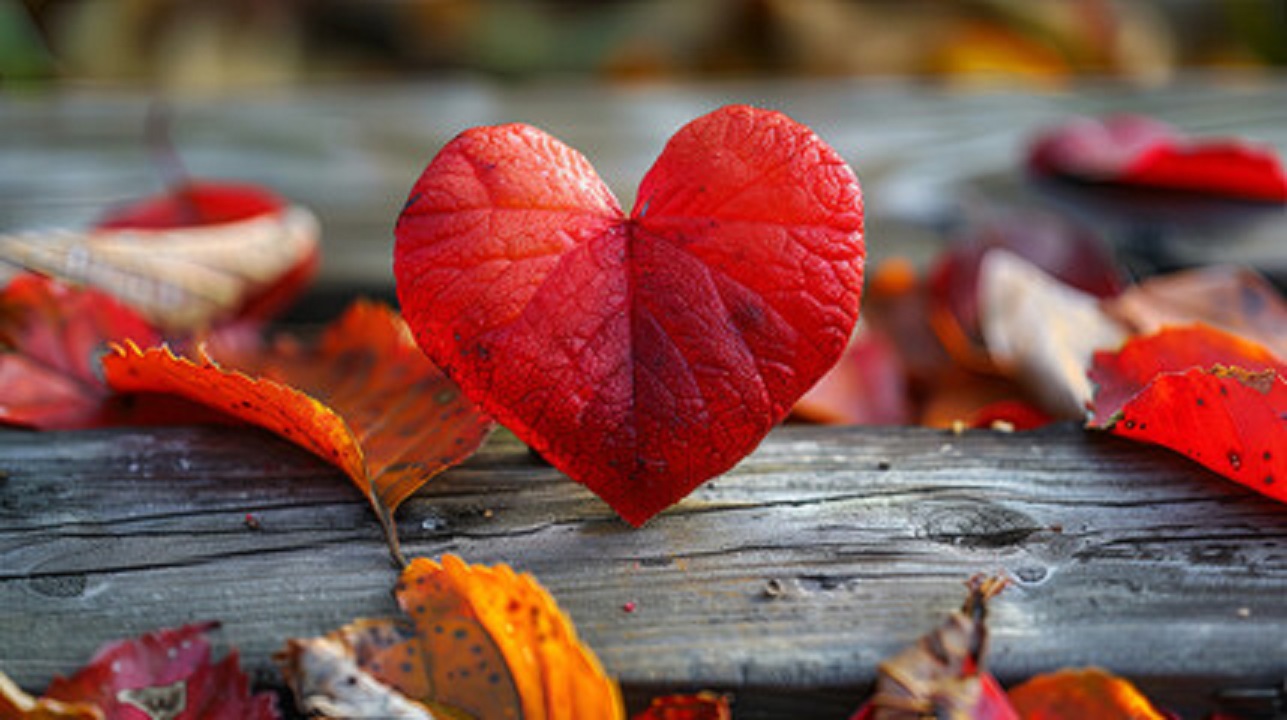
[1,423,1284,718]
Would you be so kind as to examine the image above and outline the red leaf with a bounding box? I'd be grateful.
[1029,115,1287,202]
[96,182,284,229]
[43,622,278,720]
[1088,325,1287,426]
[0,275,160,429]
[632,692,732,720]
[1106,365,1287,504]
[395,105,864,525]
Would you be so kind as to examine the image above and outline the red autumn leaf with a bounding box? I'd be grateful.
[0,274,160,429]
[1104,365,1287,504]
[0,181,319,332]
[1088,324,1287,427]
[103,301,495,561]
[395,104,864,525]
[279,554,624,720]
[96,181,284,229]
[42,621,278,720]
[631,692,732,720]
[849,576,1019,720]
[966,400,1053,431]
[1007,667,1170,720]
[1028,114,1287,202]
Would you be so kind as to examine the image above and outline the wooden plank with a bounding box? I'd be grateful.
[1,423,1284,718]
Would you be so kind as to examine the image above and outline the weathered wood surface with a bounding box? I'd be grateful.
[2,423,1284,718]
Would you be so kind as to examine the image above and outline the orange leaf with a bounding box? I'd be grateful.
[631,693,732,720]
[1008,668,1169,720]
[102,301,494,561]
[279,554,624,720]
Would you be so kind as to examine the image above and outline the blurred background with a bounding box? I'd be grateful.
[2,1,1286,306]
[3,0,1286,90]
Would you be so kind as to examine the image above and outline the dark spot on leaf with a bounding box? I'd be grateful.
[489,672,503,685]
[401,662,413,673]
[1263,451,1272,461]
[472,644,484,655]
[1197,397,1206,407]
[1124,419,1136,430]
[454,628,468,640]
[434,624,444,634]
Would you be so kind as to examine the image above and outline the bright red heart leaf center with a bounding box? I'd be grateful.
[395,105,864,524]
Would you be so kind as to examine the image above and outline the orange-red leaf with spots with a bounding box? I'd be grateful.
[102,301,494,559]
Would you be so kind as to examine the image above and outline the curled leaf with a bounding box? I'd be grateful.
[0,182,319,331]
[927,206,1122,372]
[851,576,1018,720]
[103,301,495,562]
[978,250,1126,419]
[278,633,437,719]
[280,554,625,720]
[1008,667,1169,720]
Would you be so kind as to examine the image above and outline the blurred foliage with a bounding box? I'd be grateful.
[2,0,1285,90]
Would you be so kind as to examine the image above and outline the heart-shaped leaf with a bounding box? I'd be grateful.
[395,105,865,525]
[103,301,495,562]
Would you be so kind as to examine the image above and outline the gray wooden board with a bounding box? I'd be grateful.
[1,423,1285,718]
